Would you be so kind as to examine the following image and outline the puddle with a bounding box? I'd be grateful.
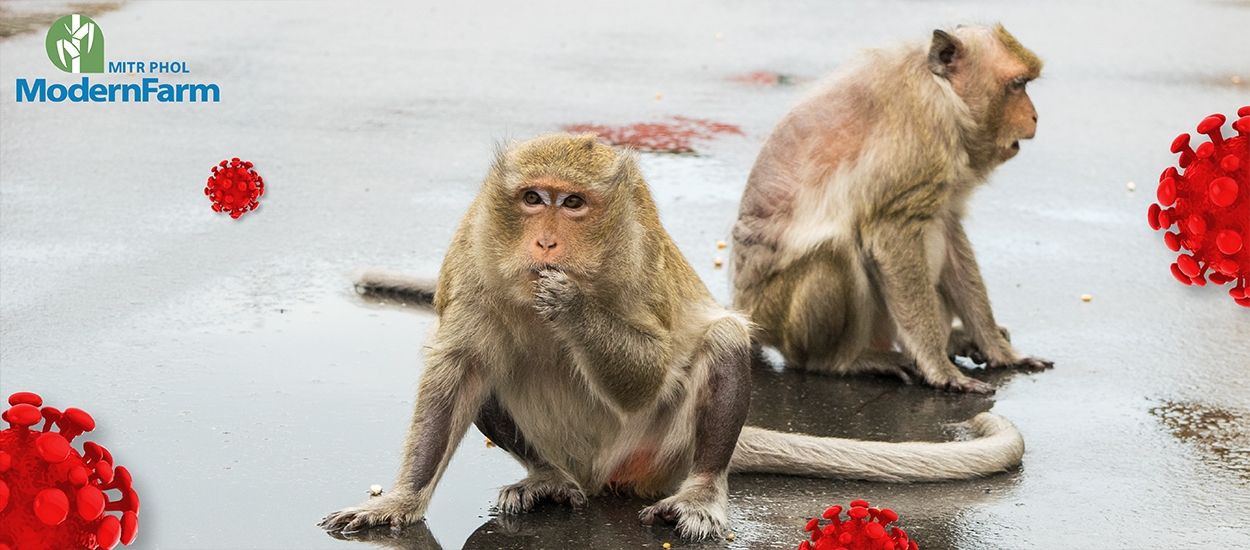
[1151,401,1250,481]
[562,117,743,154]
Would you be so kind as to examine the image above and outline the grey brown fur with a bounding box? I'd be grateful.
[321,133,1027,541]
[732,24,1052,393]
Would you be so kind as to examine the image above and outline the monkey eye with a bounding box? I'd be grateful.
[562,195,585,209]
[523,191,544,205]
[1008,77,1028,92]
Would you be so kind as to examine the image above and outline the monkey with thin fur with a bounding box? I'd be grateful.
[321,133,1026,540]
[732,24,1054,394]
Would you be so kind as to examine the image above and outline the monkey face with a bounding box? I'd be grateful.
[934,26,1041,168]
[481,133,642,305]
[514,177,599,278]
[987,27,1041,163]
[993,74,1038,162]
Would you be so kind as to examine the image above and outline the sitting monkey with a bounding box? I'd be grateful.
[322,134,1026,540]
[732,25,1054,393]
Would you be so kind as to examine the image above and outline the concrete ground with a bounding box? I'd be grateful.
[2,1,1248,548]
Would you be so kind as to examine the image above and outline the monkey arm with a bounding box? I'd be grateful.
[320,341,486,534]
[640,316,751,539]
[690,319,752,477]
[938,216,1014,361]
[393,345,487,497]
[939,216,1053,369]
[535,271,671,413]
[863,222,993,393]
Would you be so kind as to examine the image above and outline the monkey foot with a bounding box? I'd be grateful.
[941,374,995,394]
[319,491,425,536]
[494,473,587,514]
[889,362,924,385]
[639,490,730,539]
[987,355,1053,370]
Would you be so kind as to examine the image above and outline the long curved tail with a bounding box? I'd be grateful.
[352,268,437,307]
[730,412,1023,482]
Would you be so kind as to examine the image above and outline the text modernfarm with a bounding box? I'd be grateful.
[16,77,220,103]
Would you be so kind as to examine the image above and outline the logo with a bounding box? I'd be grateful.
[17,13,222,103]
[45,14,104,73]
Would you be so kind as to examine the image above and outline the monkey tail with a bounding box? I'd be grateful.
[729,412,1023,482]
[352,268,437,307]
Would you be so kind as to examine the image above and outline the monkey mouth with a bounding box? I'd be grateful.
[1010,141,1020,150]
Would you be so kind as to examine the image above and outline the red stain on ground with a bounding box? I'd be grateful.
[731,71,798,86]
[562,117,743,154]
[733,71,782,85]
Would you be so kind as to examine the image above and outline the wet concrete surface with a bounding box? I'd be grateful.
[2,1,1249,548]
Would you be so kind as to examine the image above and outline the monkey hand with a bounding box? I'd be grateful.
[323,517,442,548]
[319,488,427,537]
[495,469,588,514]
[957,329,1052,371]
[534,269,581,322]
[975,340,1053,371]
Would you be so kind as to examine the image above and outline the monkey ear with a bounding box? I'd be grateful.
[607,149,641,188]
[928,30,962,78]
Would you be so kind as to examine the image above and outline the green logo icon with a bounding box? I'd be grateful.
[45,14,104,73]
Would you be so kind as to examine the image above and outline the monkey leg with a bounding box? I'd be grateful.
[743,250,863,371]
[756,250,918,383]
[939,216,1052,370]
[640,317,751,539]
[320,342,486,535]
[842,350,924,385]
[475,393,588,513]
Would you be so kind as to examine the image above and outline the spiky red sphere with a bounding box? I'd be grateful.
[205,157,264,219]
[797,500,918,550]
[0,393,139,550]
[1149,106,1250,306]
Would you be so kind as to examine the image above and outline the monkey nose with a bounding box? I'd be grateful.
[536,238,557,251]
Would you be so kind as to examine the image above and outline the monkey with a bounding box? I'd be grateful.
[731,24,1054,394]
[320,133,1027,541]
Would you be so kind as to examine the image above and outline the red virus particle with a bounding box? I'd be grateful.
[205,158,264,219]
[797,500,918,550]
[0,392,139,550]
[1149,106,1250,307]
[562,117,743,154]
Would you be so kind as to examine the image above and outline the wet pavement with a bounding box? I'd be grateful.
[2,1,1248,548]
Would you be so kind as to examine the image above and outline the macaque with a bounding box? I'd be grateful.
[731,24,1053,394]
[322,133,1026,540]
